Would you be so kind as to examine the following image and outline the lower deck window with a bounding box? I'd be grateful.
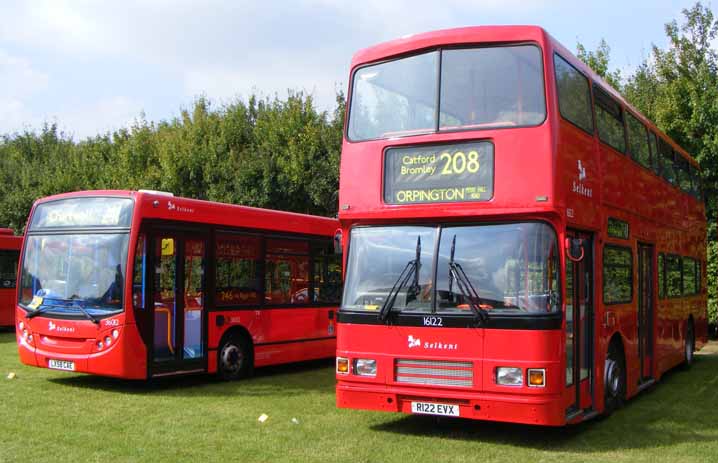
[603,245,632,304]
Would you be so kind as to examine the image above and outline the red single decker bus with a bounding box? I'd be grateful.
[335,26,708,426]
[0,229,22,327]
[17,190,342,379]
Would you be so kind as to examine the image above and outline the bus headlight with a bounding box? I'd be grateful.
[18,321,24,331]
[496,367,523,386]
[354,359,377,377]
[336,357,349,374]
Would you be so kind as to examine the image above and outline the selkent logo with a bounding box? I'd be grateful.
[167,200,195,214]
[572,159,593,198]
[408,334,459,351]
[48,321,75,333]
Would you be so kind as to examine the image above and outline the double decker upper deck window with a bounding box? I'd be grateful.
[554,54,593,133]
[347,45,546,141]
[439,45,545,130]
[348,51,439,141]
[594,85,626,153]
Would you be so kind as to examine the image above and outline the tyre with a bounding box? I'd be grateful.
[603,341,626,415]
[683,321,695,368]
[218,333,252,380]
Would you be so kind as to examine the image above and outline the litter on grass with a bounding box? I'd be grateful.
[291,418,300,425]
[7,372,16,380]
[258,414,269,423]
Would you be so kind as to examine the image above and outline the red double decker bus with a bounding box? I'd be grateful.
[0,229,22,327]
[335,26,707,425]
[16,190,342,379]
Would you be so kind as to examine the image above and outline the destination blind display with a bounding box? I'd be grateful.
[383,142,494,204]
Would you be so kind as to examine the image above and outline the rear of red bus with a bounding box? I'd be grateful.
[0,229,22,327]
[16,192,147,379]
[335,27,575,426]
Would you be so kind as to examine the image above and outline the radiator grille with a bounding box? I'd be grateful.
[395,358,473,387]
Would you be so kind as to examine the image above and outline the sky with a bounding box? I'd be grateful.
[0,0,709,139]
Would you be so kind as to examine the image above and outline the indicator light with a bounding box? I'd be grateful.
[336,357,349,374]
[528,369,546,387]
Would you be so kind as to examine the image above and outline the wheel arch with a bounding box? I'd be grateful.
[218,324,255,365]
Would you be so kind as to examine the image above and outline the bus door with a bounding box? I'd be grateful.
[565,230,594,414]
[149,232,208,376]
[637,243,654,382]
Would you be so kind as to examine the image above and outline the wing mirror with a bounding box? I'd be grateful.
[333,229,343,255]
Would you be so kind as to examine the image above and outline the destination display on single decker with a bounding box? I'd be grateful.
[384,142,494,205]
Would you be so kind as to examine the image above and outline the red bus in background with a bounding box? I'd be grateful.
[16,190,342,379]
[0,229,22,327]
[335,26,707,426]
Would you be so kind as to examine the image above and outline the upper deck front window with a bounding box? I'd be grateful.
[348,44,546,141]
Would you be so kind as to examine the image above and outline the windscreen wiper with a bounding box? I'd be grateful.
[27,297,100,324]
[25,305,51,319]
[70,304,100,325]
[378,236,422,323]
[448,235,489,325]
[69,296,100,324]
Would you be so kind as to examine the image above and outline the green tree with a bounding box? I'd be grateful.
[576,39,623,89]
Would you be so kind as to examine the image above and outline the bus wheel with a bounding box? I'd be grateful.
[603,342,625,415]
[684,321,695,368]
[218,334,252,380]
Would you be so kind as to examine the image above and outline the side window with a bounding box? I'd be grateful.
[0,250,19,289]
[312,242,342,304]
[215,234,261,306]
[676,155,692,194]
[658,253,665,299]
[666,255,682,297]
[554,54,594,133]
[689,165,701,199]
[626,112,651,168]
[648,131,660,174]
[603,245,632,304]
[594,85,626,152]
[658,138,676,185]
[265,239,310,305]
[682,257,697,295]
[132,235,145,309]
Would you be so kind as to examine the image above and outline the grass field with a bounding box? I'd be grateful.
[1,331,717,463]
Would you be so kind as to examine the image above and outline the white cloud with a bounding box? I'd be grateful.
[0,49,50,134]
[51,96,145,139]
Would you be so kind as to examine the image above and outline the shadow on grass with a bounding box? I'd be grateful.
[48,357,336,397]
[0,329,17,341]
[371,353,718,451]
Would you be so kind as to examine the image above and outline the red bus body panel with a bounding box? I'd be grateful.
[16,190,339,379]
[0,230,21,327]
[336,26,707,426]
